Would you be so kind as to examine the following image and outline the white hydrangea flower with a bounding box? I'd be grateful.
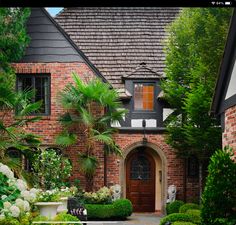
[23,200,30,212]
[16,179,28,191]
[3,201,11,209]
[0,165,14,179]
[1,195,7,200]
[9,205,20,217]
[30,188,40,194]
[0,213,5,220]
[15,198,25,210]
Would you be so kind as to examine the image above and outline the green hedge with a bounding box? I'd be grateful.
[160,213,193,225]
[85,204,115,219]
[166,200,185,215]
[172,222,197,225]
[113,199,132,219]
[85,198,133,220]
[186,209,201,224]
[179,203,200,213]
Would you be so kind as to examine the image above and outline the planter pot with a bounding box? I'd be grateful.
[57,197,69,213]
[35,202,62,219]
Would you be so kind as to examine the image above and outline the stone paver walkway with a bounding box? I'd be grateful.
[85,213,162,225]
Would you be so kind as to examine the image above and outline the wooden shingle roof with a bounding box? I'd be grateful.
[55,7,180,96]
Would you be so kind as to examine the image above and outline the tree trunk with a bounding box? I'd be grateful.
[199,162,203,204]
[85,175,94,192]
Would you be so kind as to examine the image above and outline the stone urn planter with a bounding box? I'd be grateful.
[57,197,69,213]
[35,202,62,219]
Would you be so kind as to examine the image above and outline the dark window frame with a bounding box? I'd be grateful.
[133,82,156,112]
[187,156,199,178]
[16,74,51,116]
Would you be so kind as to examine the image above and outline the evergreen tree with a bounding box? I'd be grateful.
[161,8,233,199]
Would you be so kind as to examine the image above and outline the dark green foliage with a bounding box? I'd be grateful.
[186,210,201,224]
[85,204,115,219]
[160,213,193,225]
[172,222,196,225]
[0,173,20,209]
[201,148,236,225]
[166,200,185,215]
[85,199,133,219]
[179,203,200,213]
[112,199,133,219]
[213,218,236,225]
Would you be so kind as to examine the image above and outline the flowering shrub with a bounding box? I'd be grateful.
[58,186,78,198]
[36,189,60,202]
[32,149,72,189]
[84,186,112,204]
[0,163,39,223]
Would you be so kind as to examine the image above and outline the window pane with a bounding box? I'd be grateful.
[35,77,49,114]
[130,155,151,180]
[17,75,50,115]
[134,83,154,110]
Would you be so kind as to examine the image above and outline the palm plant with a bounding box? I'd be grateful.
[0,75,42,180]
[56,73,127,190]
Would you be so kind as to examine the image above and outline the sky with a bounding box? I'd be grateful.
[46,8,63,17]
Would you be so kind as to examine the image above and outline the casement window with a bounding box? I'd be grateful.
[134,83,154,111]
[17,74,50,115]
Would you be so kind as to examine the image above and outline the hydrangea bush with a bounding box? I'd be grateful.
[83,186,112,204]
[0,163,40,222]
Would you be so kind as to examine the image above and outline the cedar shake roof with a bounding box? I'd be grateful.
[55,7,180,97]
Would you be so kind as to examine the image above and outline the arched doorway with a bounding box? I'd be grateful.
[126,147,155,212]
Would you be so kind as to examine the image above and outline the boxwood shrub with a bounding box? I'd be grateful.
[113,199,133,219]
[186,209,201,224]
[85,204,115,219]
[85,198,133,220]
[172,222,197,225]
[166,200,185,215]
[160,213,193,225]
[179,203,200,213]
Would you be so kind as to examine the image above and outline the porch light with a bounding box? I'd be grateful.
[142,119,147,145]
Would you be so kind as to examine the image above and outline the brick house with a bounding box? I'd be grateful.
[9,7,201,213]
[211,9,236,153]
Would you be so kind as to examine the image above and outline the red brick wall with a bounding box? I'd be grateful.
[223,105,236,152]
[9,62,103,188]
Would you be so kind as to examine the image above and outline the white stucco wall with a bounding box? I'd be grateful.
[225,59,236,100]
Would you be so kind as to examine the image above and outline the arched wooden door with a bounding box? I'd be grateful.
[126,151,155,212]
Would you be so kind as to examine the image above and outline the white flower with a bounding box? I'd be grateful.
[21,190,36,202]
[3,201,11,209]
[23,201,30,212]
[15,198,25,210]
[0,214,5,220]
[16,179,27,191]
[30,188,39,194]
[9,205,20,217]
[0,165,14,179]
[1,195,7,200]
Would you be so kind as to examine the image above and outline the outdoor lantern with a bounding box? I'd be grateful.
[142,119,147,145]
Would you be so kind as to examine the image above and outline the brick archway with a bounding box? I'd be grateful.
[119,141,167,213]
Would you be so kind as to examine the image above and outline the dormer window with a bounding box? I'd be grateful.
[134,83,154,111]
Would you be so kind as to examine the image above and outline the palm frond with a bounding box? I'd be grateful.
[55,131,77,147]
[77,153,98,177]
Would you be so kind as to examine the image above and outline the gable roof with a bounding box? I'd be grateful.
[211,9,236,115]
[19,8,108,83]
[55,7,180,96]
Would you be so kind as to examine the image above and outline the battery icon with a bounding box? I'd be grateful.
[225,2,231,5]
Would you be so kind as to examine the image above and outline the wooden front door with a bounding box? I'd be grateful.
[126,151,155,212]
